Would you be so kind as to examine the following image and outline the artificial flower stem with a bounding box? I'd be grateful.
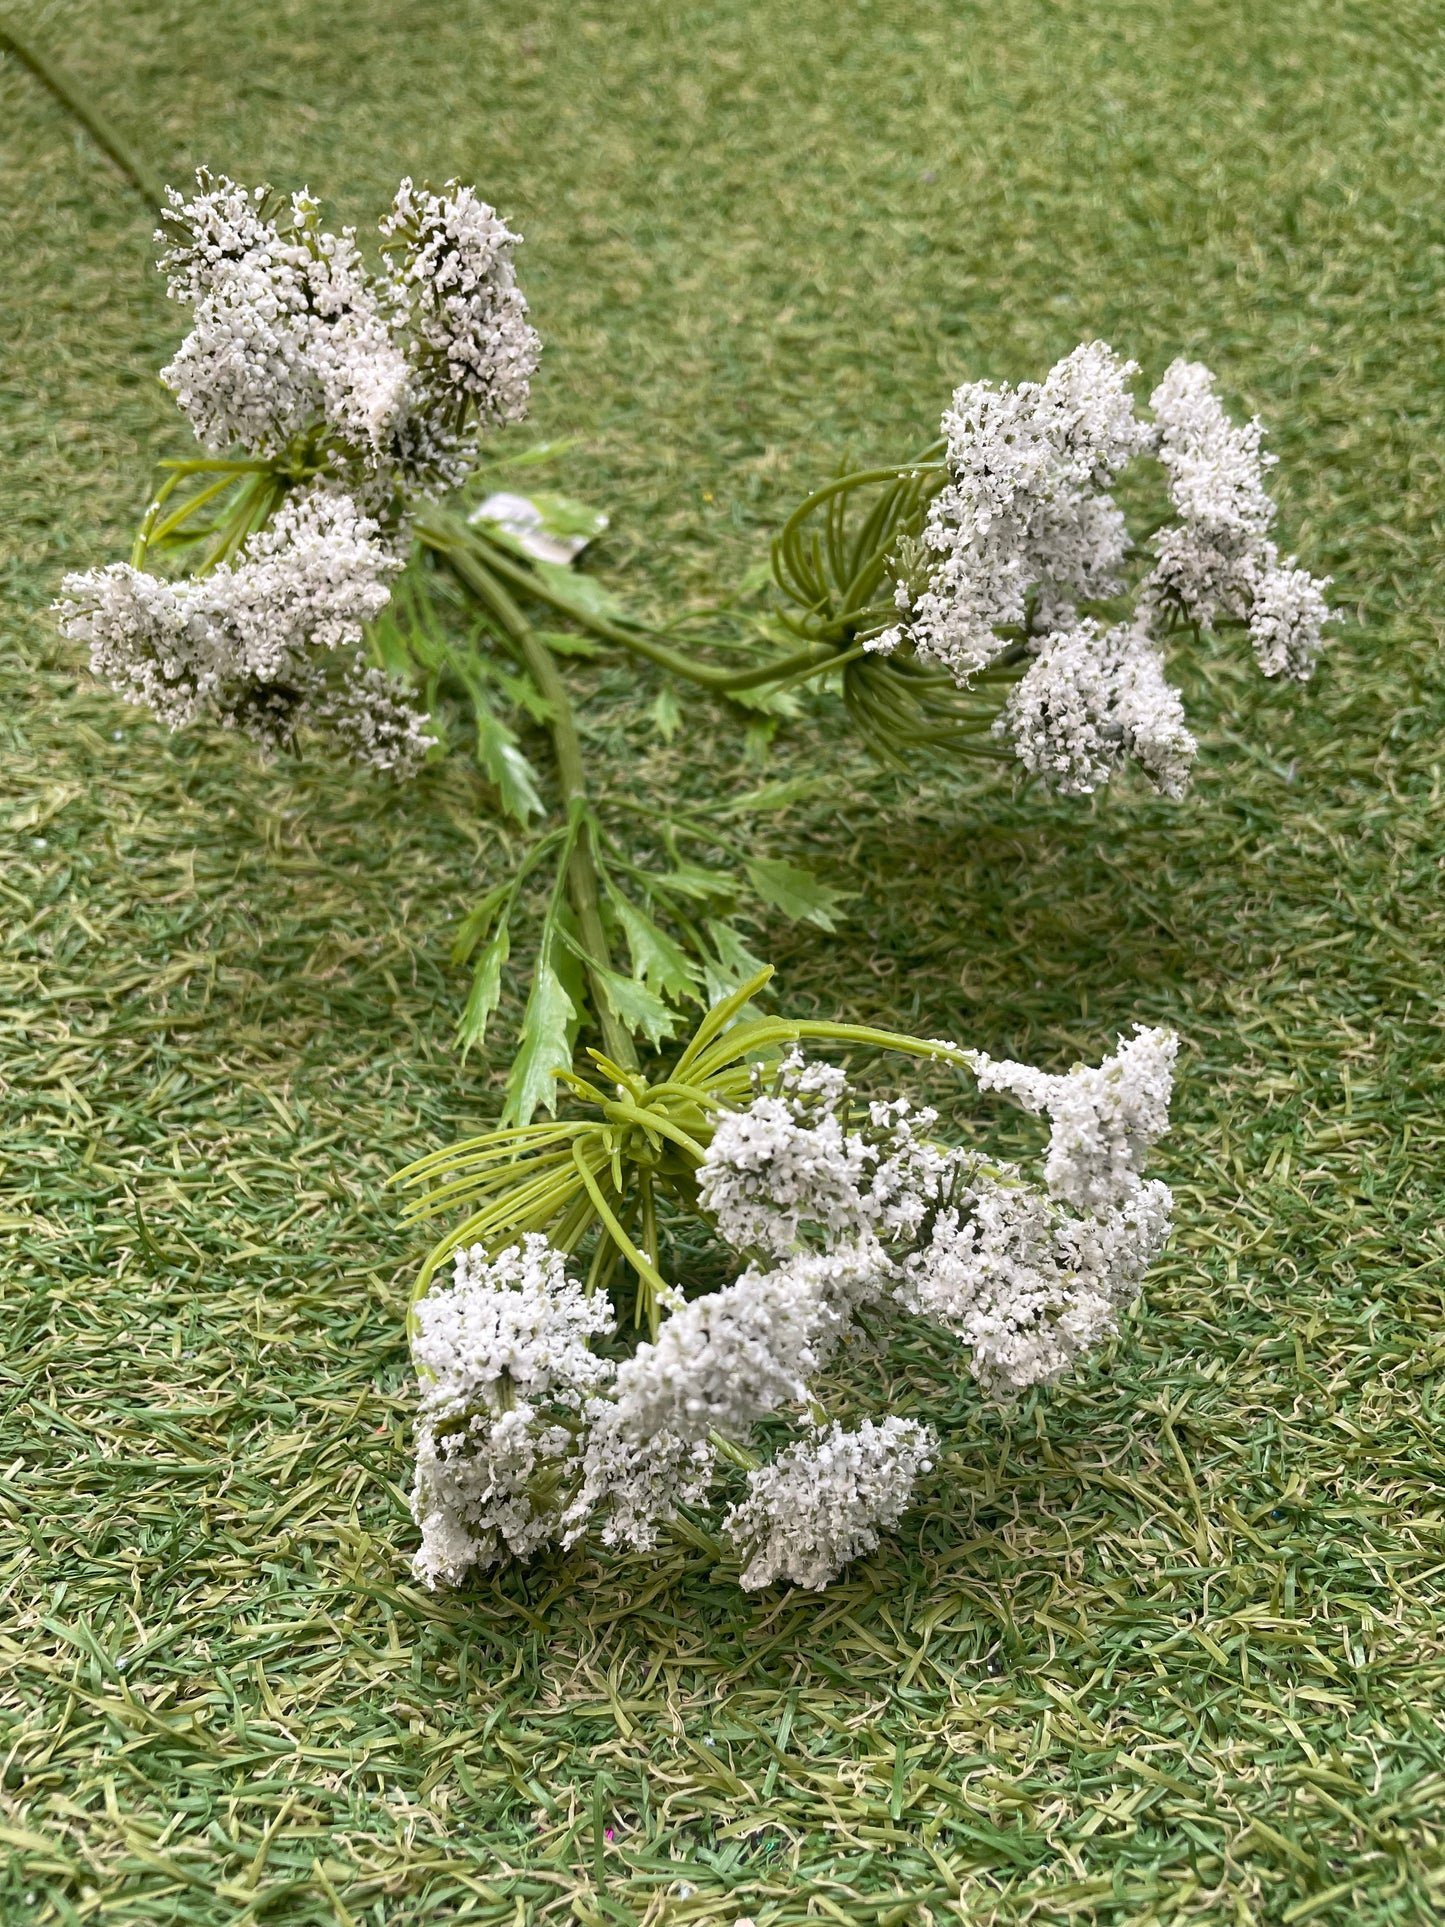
[438,519,844,693]
[707,1430,761,1472]
[433,535,638,1070]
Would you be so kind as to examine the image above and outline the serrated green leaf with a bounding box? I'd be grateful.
[651,686,682,743]
[474,706,545,824]
[648,862,741,905]
[706,917,770,982]
[596,967,681,1048]
[456,923,509,1058]
[745,857,848,930]
[743,715,778,762]
[530,560,625,622]
[536,628,605,659]
[609,891,701,1004]
[723,775,827,815]
[700,920,772,1020]
[495,667,555,725]
[503,963,576,1126]
[726,682,802,718]
[450,883,511,966]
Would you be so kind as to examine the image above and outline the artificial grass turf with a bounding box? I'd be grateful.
[3,0,1445,1919]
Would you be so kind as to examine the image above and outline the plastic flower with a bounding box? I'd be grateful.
[409,1026,1179,1592]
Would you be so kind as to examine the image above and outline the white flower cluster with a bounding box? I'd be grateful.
[966,1024,1178,1209]
[874,343,1333,796]
[874,342,1151,681]
[698,1050,959,1255]
[897,1170,1172,1397]
[381,179,538,446]
[999,619,1196,799]
[1143,361,1332,680]
[722,1417,936,1592]
[56,172,542,770]
[55,487,434,773]
[411,1030,1177,1592]
[410,1234,616,1586]
[157,170,539,497]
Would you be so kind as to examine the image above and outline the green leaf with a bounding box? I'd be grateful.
[503,963,577,1126]
[596,967,681,1049]
[550,906,590,1053]
[474,706,545,824]
[726,682,802,718]
[536,628,605,659]
[706,917,770,983]
[651,686,682,743]
[743,715,778,762]
[495,667,555,725]
[456,923,509,1058]
[701,919,772,1014]
[530,560,625,623]
[609,892,702,1004]
[450,883,511,966]
[723,775,827,814]
[648,862,740,905]
[745,857,848,930]
[474,439,576,474]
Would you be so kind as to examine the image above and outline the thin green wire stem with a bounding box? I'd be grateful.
[0,19,164,211]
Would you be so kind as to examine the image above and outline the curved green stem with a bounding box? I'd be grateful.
[418,508,846,696]
[479,540,840,692]
[428,528,637,1071]
[0,19,163,211]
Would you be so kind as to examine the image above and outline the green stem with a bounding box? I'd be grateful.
[433,535,637,1071]
[707,1429,761,1472]
[0,20,164,211]
[480,540,837,692]
[419,509,843,695]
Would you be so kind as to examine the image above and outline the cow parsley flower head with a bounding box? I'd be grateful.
[898,1173,1172,1397]
[1142,359,1334,674]
[609,1260,830,1444]
[723,1418,936,1591]
[609,1238,895,1445]
[153,170,538,505]
[409,1236,617,1586]
[302,225,414,463]
[55,561,227,732]
[967,1025,1178,1211]
[409,1036,1177,1589]
[1247,556,1332,681]
[999,619,1197,799]
[382,178,540,431]
[871,342,1153,682]
[698,1090,873,1256]
[203,484,402,676]
[1150,359,1277,537]
[565,1405,717,1553]
[866,344,1330,732]
[56,486,431,773]
[698,1051,961,1255]
[159,178,413,472]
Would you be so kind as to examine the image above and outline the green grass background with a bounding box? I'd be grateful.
[4,0,1445,1921]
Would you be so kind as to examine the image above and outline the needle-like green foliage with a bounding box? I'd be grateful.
[3,0,1445,1922]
